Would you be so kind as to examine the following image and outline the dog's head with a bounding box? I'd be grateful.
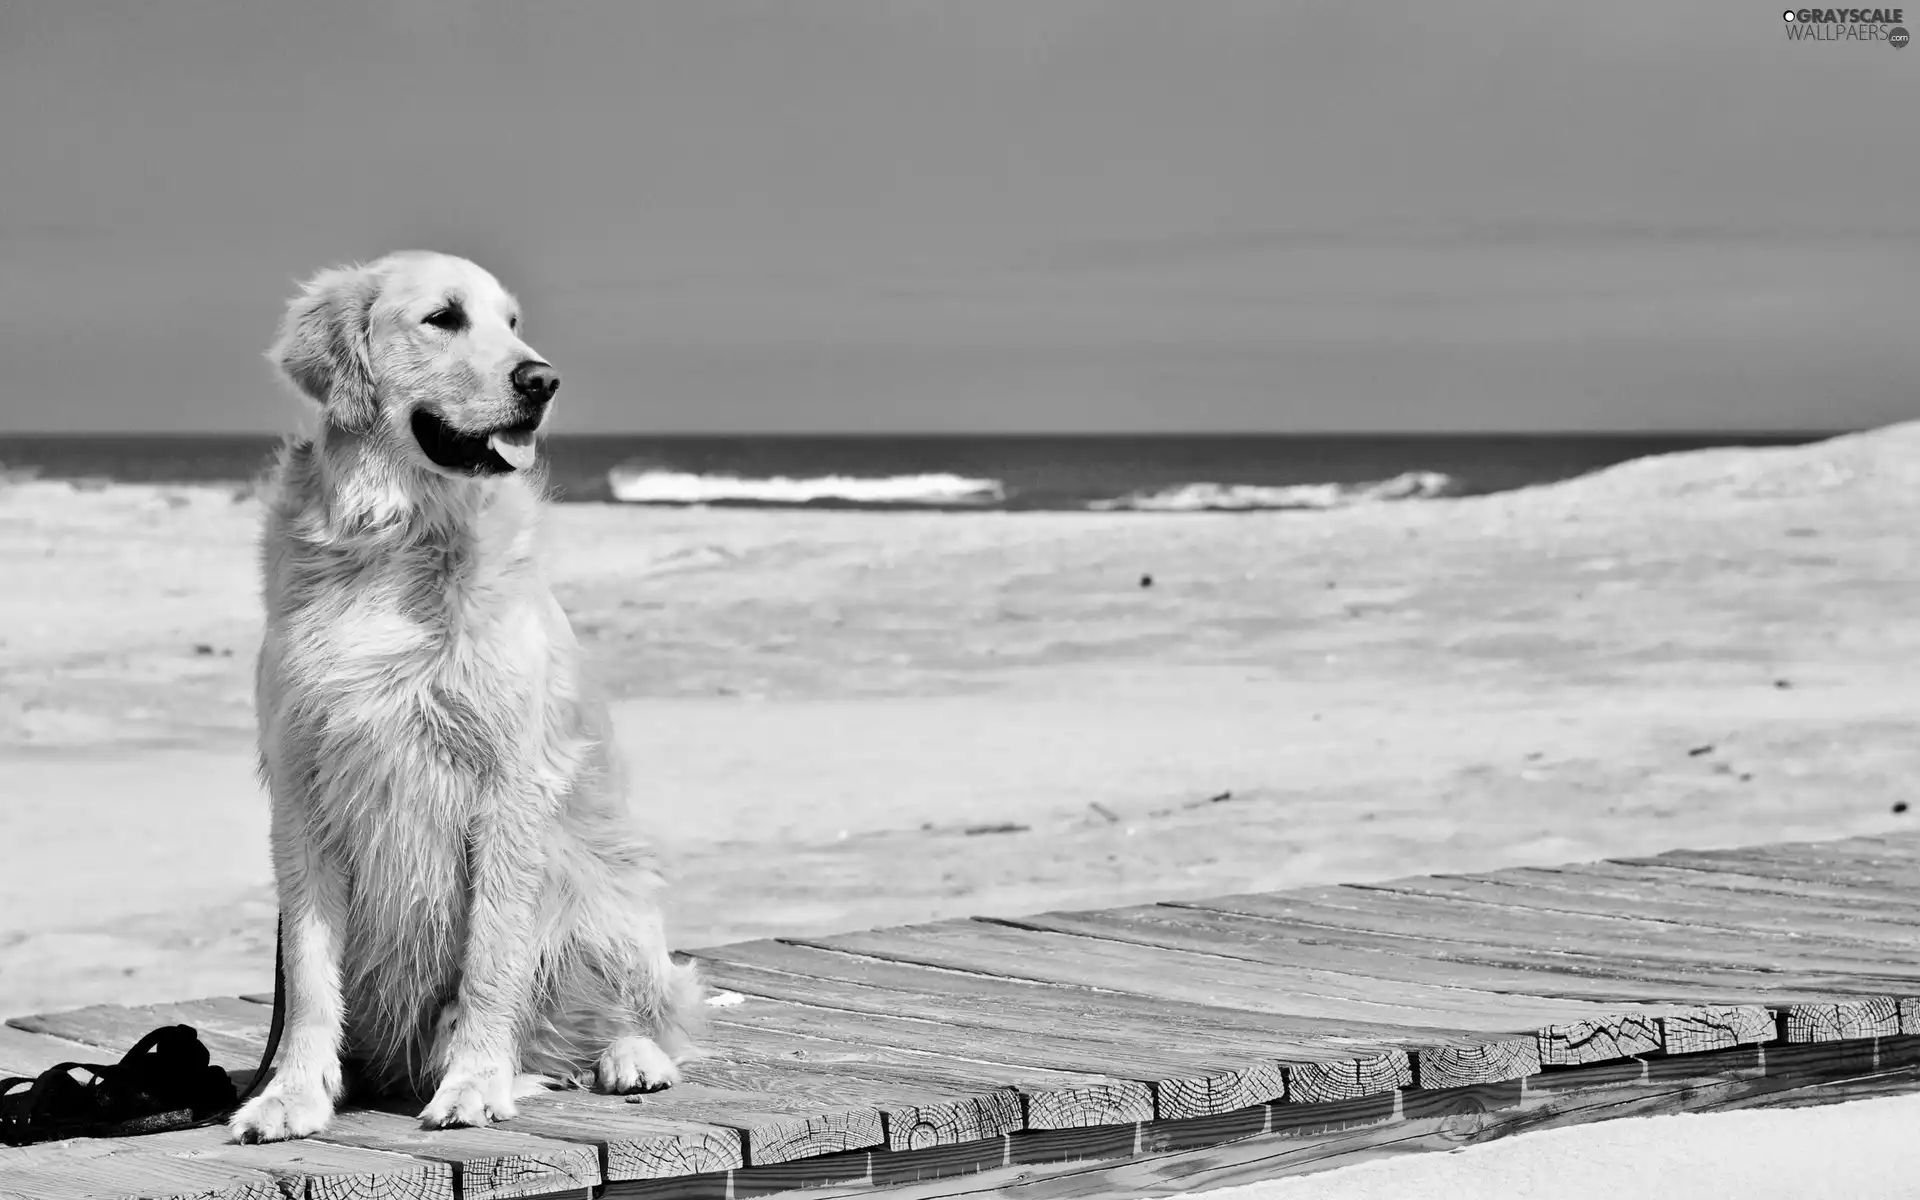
[269,252,558,477]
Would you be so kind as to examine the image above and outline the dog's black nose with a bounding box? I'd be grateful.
[511,360,560,403]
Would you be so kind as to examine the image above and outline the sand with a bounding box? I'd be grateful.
[3,425,1918,1025]
[1180,1091,1920,1200]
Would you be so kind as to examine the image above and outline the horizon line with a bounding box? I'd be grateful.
[0,427,1863,440]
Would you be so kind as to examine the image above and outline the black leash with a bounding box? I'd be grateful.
[0,916,286,1144]
[233,916,288,1110]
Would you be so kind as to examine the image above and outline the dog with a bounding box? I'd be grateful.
[231,251,703,1143]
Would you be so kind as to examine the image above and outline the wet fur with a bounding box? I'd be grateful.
[233,253,703,1143]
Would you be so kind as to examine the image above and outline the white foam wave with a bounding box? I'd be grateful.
[1090,470,1454,512]
[607,468,1007,507]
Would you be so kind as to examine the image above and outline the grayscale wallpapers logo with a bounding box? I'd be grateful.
[1783,7,1910,44]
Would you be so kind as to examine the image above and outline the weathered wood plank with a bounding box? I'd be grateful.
[992,906,1707,1007]
[1614,848,1920,891]
[1364,868,1920,945]
[705,1013,1131,1133]
[1309,882,1920,982]
[706,1001,1156,1128]
[8,996,272,1067]
[1902,997,1920,1035]
[506,1080,883,1169]
[699,940,1479,1054]
[1171,888,1920,1001]
[1411,1037,1541,1089]
[1535,1013,1663,1066]
[0,1123,454,1200]
[793,919,1614,1031]
[0,1023,113,1075]
[319,1108,601,1200]
[1280,1052,1413,1104]
[644,1046,1021,1152]
[491,1094,747,1181]
[1659,1005,1776,1055]
[991,904,1826,1047]
[1783,997,1902,1043]
[1571,857,1920,908]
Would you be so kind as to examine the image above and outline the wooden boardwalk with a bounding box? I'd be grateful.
[6,832,1920,1199]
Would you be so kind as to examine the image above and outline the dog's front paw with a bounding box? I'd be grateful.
[419,1062,518,1128]
[596,1036,681,1094]
[230,1080,335,1143]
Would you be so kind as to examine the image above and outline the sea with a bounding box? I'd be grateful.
[0,433,1835,513]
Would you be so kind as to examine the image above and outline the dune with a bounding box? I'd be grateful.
[2,426,1917,1022]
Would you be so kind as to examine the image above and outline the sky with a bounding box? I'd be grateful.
[0,1,1915,434]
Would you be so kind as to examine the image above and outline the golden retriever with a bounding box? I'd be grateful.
[232,251,702,1143]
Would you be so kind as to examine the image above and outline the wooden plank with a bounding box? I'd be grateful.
[791,919,1616,1031]
[8,996,273,1068]
[1412,1038,1541,1089]
[1535,1013,1663,1067]
[1659,1005,1777,1055]
[1502,854,1920,912]
[706,1001,1157,1128]
[1144,905,1813,1006]
[1688,840,1920,884]
[1570,857,1920,908]
[640,1044,1022,1152]
[699,940,1482,1050]
[1170,888,1920,1001]
[1784,997,1902,1043]
[320,1107,601,1200]
[0,1123,454,1200]
[705,1012,1138,1133]
[491,1094,746,1181]
[510,1080,883,1169]
[1614,848,1920,891]
[1279,1052,1413,1104]
[1903,997,1920,1036]
[1367,867,1920,945]
[993,905,1701,1006]
[989,903,1818,1047]
[0,1158,282,1200]
[0,1023,112,1075]
[1320,882,1920,981]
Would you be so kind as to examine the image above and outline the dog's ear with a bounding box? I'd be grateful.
[268,265,380,434]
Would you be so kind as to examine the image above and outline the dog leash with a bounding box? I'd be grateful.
[0,919,286,1143]
[172,915,288,1131]
[235,916,289,1108]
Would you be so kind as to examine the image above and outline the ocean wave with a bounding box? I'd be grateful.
[1089,470,1454,512]
[606,468,1007,508]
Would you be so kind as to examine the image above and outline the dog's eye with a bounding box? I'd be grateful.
[508,315,520,331]
[423,305,467,333]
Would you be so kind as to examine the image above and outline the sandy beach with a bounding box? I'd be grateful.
[2,425,1917,1018]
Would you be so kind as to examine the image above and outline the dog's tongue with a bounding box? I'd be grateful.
[488,429,538,471]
